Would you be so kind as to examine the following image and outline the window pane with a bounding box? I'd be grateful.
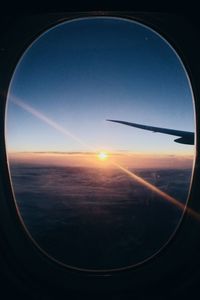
[6,17,195,271]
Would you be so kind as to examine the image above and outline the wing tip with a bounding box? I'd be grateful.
[106,119,117,122]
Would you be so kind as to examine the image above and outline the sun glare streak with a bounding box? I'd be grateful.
[10,96,96,152]
[112,161,200,221]
[9,95,200,221]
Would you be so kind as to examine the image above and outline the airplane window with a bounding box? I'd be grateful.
[5,16,195,271]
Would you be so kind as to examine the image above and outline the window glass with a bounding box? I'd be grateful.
[6,17,195,271]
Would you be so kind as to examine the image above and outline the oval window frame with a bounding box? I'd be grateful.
[0,11,200,296]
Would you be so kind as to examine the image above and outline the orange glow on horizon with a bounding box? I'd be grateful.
[8,150,193,169]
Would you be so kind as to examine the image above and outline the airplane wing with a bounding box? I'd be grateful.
[106,119,194,145]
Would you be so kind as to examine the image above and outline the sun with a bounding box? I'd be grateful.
[97,151,109,161]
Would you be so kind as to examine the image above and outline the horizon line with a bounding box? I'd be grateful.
[7,150,194,157]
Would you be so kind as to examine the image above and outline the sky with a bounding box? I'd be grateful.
[6,17,195,168]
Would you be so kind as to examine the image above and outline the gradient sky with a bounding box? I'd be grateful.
[6,16,195,166]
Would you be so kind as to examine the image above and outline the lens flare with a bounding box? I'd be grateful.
[112,161,200,221]
[10,95,96,151]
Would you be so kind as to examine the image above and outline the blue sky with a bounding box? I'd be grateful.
[6,17,194,156]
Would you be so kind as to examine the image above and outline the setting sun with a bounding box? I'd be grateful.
[97,151,108,161]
